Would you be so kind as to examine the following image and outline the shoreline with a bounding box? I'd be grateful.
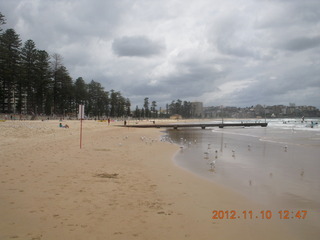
[0,120,305,239]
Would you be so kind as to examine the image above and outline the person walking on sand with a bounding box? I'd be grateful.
[108,118,110,125]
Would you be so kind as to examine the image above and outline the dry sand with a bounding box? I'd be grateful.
[0,120,304,239]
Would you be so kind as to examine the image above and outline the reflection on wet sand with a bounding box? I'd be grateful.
[167,127,320,209]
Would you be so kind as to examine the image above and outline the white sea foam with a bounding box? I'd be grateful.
[267,118,320,131]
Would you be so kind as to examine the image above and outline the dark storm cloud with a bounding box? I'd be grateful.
[283,36,320,51]
[124,58,225,106]
[163,66,223,98]
[1,0,125,50]
[112,36,165,57]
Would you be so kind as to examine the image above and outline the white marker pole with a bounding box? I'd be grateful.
[220,105,224,125]
[79,104,85,149]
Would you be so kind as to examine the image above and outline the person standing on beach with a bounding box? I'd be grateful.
[108,118,110,125]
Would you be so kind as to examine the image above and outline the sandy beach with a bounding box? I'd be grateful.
[0,120,309,239]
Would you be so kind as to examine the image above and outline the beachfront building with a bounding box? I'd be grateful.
[203,104,320,118]
[191,102,203,118]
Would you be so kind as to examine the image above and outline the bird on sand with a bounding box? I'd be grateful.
[209,160,216,169]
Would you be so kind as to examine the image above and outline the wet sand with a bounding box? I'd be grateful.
[0,120,312,239]
[169,126,320,239]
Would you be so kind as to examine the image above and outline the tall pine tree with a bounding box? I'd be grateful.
[20,39,37,114]
[35,50,52,115]
[0,28,22,113]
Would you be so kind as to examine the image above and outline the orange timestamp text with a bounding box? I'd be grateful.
[212,210,308,220]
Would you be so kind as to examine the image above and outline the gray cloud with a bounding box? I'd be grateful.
[112,36,165,57]
[1,0,319,108]
[283,36,320,51]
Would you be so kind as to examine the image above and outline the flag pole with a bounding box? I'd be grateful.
[80,117,83,149]
[79,104,84,149]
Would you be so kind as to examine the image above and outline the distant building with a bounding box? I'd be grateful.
[191,102,203,117]
[203,104,320,118]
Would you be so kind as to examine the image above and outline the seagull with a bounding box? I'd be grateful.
[214,150,218,159]
[209,160,216,169]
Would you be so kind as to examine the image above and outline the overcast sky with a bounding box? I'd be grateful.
[1,0,320,108]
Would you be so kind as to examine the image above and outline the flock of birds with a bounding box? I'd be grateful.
[203,143,219,170]
[174,138,225,171]
[119,135,296,180]
[141,134,290,171]
[169,137,292,179]
[118,135,162,147]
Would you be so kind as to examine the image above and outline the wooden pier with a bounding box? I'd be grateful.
[122,122,268,129]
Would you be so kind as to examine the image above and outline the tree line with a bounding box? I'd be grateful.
[133,98,196,119]
[0,12,130,118]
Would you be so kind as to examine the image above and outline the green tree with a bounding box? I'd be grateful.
[117,95,125,117]
[87,80,107,118]
[166,104,169,117]
[109,90,130,117]
[141,107,145,118]
[35,50,52,115]
[20,39,38,114]
[50,53,63,114]
[101,90,110,117]
[168,100,176,115]
[168,99,191,118]
[55,65,73,115]
[0,28,22,113]
[183,101,192,118]
[109,90,117,117]
[0,12,6,108]
[134,105,141,118]
[125,98,131,117]
[151,100,157,118]
[74,77,88,106]
[144,97,149,118]
[0,12,6,33]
